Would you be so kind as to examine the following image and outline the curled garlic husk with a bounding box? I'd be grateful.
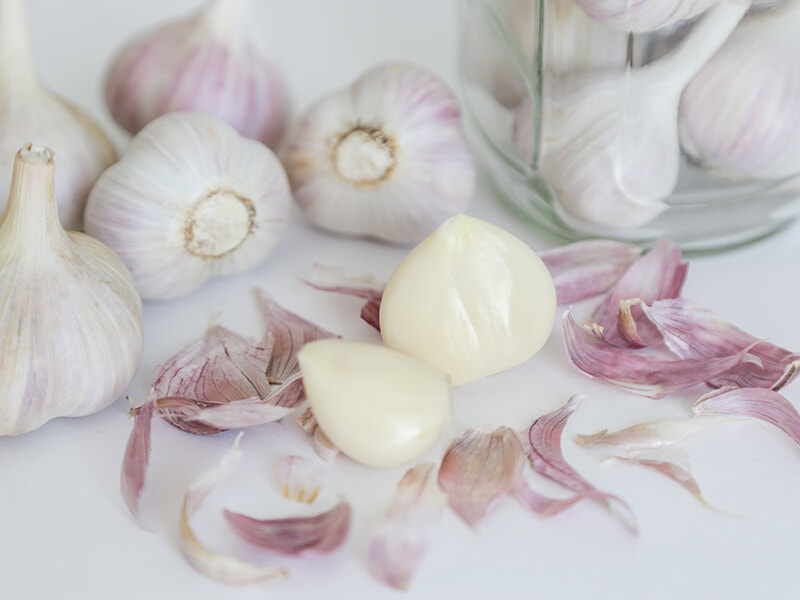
[522,0,749,228]
[0,0,117,230]
[0,145,142,436]
[84,112,291,301]
[281,62,476,244]
[573,0,720,32]
[105,0,289,149]
[298,339,452,468]
[379,214,556,386]
[679,1,800,179]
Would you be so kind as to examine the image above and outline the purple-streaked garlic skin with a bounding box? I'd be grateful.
[121,397,155,525]
[104,0,289,149]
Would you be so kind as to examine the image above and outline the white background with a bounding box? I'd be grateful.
[3,1,800,599]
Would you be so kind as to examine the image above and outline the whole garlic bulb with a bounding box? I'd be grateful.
[84,112,291,301]
[680,1,800,179]
[573,0,719,32]
[0,0,117,231]
[281,62,476,245]
[105,0,289,149]
[0,145,142,436]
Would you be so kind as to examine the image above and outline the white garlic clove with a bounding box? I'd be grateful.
[0,0,117,231]
[0,144,143,436]
[379,214,557,386]
[573,0,719,32]
[84,112,291,301]
[281,62,476,245]
[297,339,452,468]
[105,0,289,149]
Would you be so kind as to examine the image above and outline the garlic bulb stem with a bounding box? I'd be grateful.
[332,125,397,186]
[199,0,251,42]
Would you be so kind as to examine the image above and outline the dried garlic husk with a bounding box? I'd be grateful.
[0,145,143,435]
[0,0,116,230]
[379,214,556,386]
[281,63,476,244]
[84,112,291,300]
[105,0,288,148]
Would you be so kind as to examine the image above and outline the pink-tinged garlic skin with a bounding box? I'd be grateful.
[573,0,719,32]
[281,62,476,244]
[104,0,289,149]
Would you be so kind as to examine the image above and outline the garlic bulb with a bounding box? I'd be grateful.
[0,145,142,436]
[84,112,291,301]
[0,0,117,231]
[281,62,476,244]
[531,0,749,228]
[379,214,556,386]
[680,0,800,179]
[298,339,452,468]
[573,0,719,32]
[105,0,289,149]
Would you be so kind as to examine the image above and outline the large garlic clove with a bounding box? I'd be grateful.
[0,145,143,436]
[679,1,800,179]
[84,112,291,301]
[297,339,452,468]
[573,0,720,32]
[281,62,476,245]
[105,0,289,149]
[379,214,556,386]
[0,0,117,231]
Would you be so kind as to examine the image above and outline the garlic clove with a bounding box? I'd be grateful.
[281,62,476,244]
[105,0,289,148]
[297,339,452,468]
[0,144,142,436]
[84,112,291,301]
[379,214,556,386]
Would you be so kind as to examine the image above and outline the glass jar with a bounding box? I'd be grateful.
[457,0,800,251]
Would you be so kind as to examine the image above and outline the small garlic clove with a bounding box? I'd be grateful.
[297,339,452,468]
[105,0,289,148]
[84,112,291,300]
[281,62,476,244]
[379,214,556,386]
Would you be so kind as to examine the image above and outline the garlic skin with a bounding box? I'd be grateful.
[105,0,289,149]
[379,214,556,386]
[84,112,291,301]
[573,0,719,32]
[298,339,452,468]
[0,0,117,231]
[0,145,142,436]
[281,62,476,244]
[680,1,800,179]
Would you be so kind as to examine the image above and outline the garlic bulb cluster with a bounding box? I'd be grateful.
[0,145,142,436]
[281,62,476,245]
[0,0,117,231]
[105,0,289,149]
[680,0,800,179]
[298,339,452,468]
[84,111,291,301]
[379,214,556,386]
[573,0,720,32]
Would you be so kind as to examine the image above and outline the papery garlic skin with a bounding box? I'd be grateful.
[105,0,289,149]
[298,339,452,468]
[573,0,719,32]
[0,0,117,230]
[0,145,142,436]
[379,214,556,386]
[84,112,291,301]
[281,62,476,244]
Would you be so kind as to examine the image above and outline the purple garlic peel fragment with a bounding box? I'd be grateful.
[574,417,740,451]
[296,408,341,461]
[301,263,385,332]
[367,463,447,590]
[120,396,155,526]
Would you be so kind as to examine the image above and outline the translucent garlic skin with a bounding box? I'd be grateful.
[84,112,291,301]
[104,0,289,149]
[379,214,557,386]
[298,339,452,468]
[573,0,718,32]
[0,146,142,436]
[281,62,476,244]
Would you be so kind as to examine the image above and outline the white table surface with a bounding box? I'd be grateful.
[3,1,800,599]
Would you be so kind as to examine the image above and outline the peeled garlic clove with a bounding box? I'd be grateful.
[297,339,452,468]
[281,62,476,244]
[105,0,289,148]
[573,0,720,32]
[84,112,291,300]
[379,214,556,386]
[0,145,143,435]
[0,0,116,230]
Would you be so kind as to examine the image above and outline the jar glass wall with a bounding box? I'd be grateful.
[457,0,800,251]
